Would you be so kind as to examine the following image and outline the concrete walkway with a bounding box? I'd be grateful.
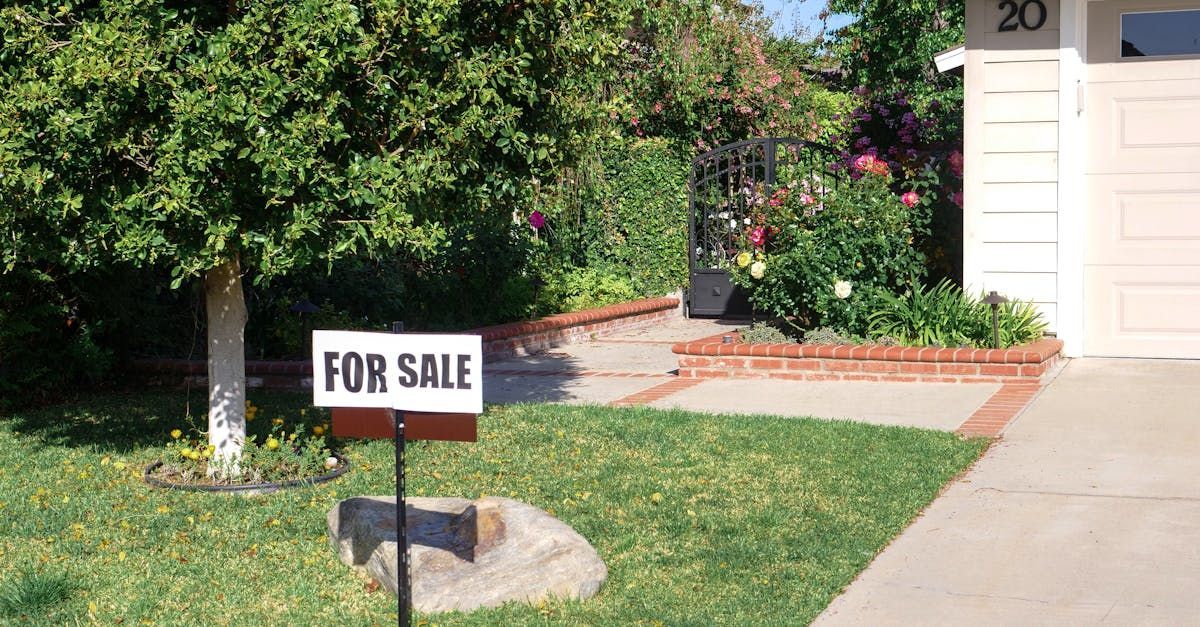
[817,358,1200,625]
[483,317,999,432]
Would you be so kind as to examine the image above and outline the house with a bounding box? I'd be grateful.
[954,0,1200,359]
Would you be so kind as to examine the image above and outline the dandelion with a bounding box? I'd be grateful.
[170,429,182,439]
[265,437,280,451]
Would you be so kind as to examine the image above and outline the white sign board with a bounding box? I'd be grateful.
[311,330,483,414]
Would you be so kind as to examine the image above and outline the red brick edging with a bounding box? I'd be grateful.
[957,384,1042,437]
[672,333,1064,385]
[133,296,680,388]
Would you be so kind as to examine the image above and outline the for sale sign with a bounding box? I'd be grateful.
[311,330,483,414]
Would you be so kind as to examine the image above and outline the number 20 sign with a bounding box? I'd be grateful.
[998,0,1047,32]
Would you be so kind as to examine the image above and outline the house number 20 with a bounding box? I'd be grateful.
[998,0,1047,31]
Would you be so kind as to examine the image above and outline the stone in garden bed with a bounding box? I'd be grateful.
[327,495,607,613]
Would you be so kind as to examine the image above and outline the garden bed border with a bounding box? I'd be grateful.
[133,296,680,388]
[672,333,1064,384]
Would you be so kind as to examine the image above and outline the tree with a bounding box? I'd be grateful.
[0,0,633,473]
[820,0,964,108]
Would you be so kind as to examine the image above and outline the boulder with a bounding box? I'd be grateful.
[327,496,607,613]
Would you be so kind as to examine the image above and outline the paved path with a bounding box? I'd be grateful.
[484,317,1002,432]
[816,358,1200,625]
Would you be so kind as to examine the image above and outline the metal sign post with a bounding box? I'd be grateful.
[394,408,409,627]
[391,321,409,627]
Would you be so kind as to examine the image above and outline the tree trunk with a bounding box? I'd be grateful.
[205,255,248,477]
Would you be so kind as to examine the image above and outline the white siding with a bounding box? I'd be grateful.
[966,0,1062,330]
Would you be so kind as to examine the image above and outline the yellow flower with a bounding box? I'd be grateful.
[288,432,298,442]
[180,447,193,458]
[265,437,280,451]
[736,251,751,268]
[312,425,325,436]
[188,451,201,461]
[170,429,182,440]
[272,417,284,426]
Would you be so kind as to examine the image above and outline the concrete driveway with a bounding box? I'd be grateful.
[817,358,1200,625]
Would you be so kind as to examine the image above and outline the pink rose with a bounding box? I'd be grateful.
[901,191,920,208]
[528,211,545,229]
[951,191,964,208]
[853,154,890,177]
[749,227,767,247]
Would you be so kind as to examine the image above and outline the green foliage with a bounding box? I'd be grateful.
[536,265,639,315]
[0,568,74,619]
[0,1,635,283]
[739,321,795,344]
[527,136,690,302]
[589,138,690,295]
[0,267,114,407]
[822,0,964,109]
[868,279,1048,348]
[731,166,930,334]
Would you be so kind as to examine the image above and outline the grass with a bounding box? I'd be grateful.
[0,391,988,625]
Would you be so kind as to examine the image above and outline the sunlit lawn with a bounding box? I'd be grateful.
[0,391,987,625]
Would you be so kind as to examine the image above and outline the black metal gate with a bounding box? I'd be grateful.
[687,138,840,317]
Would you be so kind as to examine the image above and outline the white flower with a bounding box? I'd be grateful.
[750,261,766,279]
[325,456,339,470]
[729,219,737,229]
[256,126,266,137]
[744,217,751,225]
[718,211,730,219]
[834,280,853,299]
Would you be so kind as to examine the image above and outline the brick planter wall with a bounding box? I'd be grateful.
[475,296,678,362]
[672,333,1063,384]
[133,296,680,389]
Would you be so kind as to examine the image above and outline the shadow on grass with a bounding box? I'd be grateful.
[0,385,324,453]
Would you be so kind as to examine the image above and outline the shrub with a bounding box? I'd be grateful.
[729,163,930,335]
[536,265,639,315]
[867,279,1048,348]
[739,321,795,344]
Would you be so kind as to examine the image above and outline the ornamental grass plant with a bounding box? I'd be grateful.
[867,278,1048,348]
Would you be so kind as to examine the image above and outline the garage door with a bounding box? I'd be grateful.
[1084,1,1200,358]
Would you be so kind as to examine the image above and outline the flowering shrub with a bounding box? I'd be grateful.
[832,90,963,282]
[156,401,339,485]
[728,166,930,334]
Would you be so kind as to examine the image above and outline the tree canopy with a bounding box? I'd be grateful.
[1,0,632,282]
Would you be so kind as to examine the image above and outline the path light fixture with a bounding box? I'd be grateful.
[984,291,1008,349]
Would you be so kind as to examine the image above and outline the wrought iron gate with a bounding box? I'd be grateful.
[687,138,841,317]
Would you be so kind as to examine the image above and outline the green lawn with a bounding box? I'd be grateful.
[0,391,987,625]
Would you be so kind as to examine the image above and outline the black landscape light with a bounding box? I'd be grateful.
[984,291,1008,349]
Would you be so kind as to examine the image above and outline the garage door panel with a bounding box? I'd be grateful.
[1084,0,1200,358]
[1086,174,1200,266]
[1085,267,1200,358]
[1087,81,1200,174]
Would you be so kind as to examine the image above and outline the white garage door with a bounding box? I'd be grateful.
[1085,0,1200,358]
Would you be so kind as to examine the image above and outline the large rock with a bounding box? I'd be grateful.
[327,496,607,613]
